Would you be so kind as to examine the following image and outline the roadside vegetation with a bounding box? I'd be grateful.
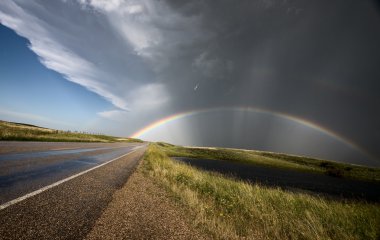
[157,142,380,182]
[0,120,143,143]
[142,143,380,239]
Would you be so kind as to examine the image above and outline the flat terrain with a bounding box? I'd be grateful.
[174,157,380,201]
[147,143,380,239]
[160,143,380,182]
[1,134,379,239]
[0,141,147,239]
[0,120,142,143]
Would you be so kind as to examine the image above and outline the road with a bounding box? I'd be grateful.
[0,141,147,239]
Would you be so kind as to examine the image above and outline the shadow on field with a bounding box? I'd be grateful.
[173,157,380,202]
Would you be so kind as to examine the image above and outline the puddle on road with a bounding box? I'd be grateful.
[0,148,134,188]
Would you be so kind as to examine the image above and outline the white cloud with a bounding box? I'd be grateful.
[129,83,169,109]
[82,0,123,12]
[0,1,130,111]
[0,0,196,115]
[80,0,205,61]
[97,110,129,121]
[98,83,169,122]
[81,0,161,55]
[125,4,144,14]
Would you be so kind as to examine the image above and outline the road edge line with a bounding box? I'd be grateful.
[0,147,143,211]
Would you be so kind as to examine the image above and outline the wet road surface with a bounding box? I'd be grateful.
[0,141,147,239]
[174,157,380,202]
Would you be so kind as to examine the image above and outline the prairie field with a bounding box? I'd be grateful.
[0,120,142,143]
[142,143,380,240]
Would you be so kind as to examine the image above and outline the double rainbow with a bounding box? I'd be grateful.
[130,106,373,160]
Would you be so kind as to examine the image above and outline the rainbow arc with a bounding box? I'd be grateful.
[130,106,374,161]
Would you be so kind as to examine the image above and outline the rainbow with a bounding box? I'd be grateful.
[130,106,373,159]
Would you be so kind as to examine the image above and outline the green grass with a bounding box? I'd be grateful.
[142,143,380,240]
[0,120,143,143]
[157,142,380,182]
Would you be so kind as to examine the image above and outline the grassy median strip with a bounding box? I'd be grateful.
[158,142,380,182]
[142,143,380,240]
[0,120,142,143]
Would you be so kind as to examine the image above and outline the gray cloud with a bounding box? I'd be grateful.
[1,0,379,165]
[160,0,380,163]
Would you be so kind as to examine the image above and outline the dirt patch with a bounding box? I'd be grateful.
[85,164,208,240]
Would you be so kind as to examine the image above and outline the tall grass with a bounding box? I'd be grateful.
[142,144,380,240]
[158,142,380,182]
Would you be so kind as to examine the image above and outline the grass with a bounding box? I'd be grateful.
[0,120,143,143]
[142,143,380,240]
[157,142,380,182]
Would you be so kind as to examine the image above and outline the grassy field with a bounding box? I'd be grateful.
[157,142,380,182]
[142,143,380,240]
[0,120,143,143]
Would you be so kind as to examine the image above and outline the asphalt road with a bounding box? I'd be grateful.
[0,141,147,239]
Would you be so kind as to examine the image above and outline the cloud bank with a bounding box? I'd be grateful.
[0,0,185,114]
[1,0,379,165]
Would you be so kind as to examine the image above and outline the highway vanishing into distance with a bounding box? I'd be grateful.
[0,141,147,239]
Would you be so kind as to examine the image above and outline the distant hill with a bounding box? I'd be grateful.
[0,120,143,143]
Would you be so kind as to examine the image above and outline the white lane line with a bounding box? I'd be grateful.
[0,146,143,211]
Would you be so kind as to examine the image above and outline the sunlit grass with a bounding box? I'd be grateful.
[0,120,143,143]
[157,142,380,182]
[142,144,380,240]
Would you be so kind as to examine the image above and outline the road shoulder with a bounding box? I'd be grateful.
[85,162,209,240]
[0,145,145,240]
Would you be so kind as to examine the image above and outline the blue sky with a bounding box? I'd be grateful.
[0,24,113,130]
[1,0,379,166]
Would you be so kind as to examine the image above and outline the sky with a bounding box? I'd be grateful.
[0,0,379,166]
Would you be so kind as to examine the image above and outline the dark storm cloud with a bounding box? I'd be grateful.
[155,0,380,162]
[1,0,379,165]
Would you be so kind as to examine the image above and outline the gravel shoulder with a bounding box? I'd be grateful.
[0,145,146,240]
[85,162,209,240]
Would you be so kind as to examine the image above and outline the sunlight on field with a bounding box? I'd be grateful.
[142,144,380,240]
